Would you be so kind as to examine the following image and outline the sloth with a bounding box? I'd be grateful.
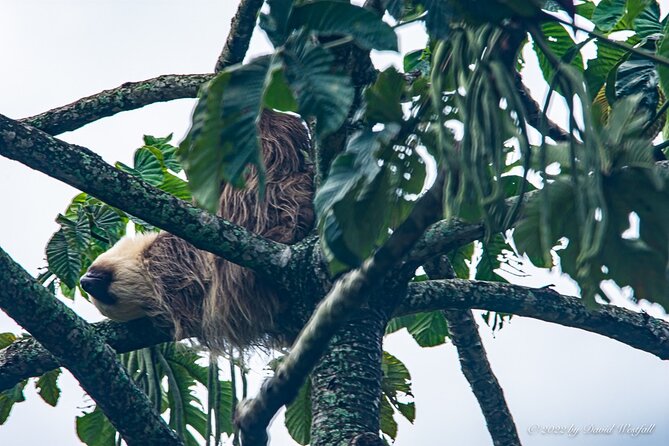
[80,110,315,352]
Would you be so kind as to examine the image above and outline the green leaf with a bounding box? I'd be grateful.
[0,381,26,425]
[35,369,61,407]
[584,41,627,99]
[380,396,398,439]
[46,230,82,289]
[421,0,455,40]
[632,1,662,37]
[380,351,415,439]
[76,407,116,446]
[259,0,294,47]
[406,311,449,347]
[179,56,273,211]
[315,127,411,268]
[534,22,584,86]
[475,234,510,282]
[289,1,398,51]
[285,379,311,445]
[365,67,406,124]
[448,243,475,279]
[658,33,669,101]
[591,0,626,32]
[575,2,596,20]
[0,332,16,350]
[283,34,355,138]
[615,58,659,115]
[404,48,431,75]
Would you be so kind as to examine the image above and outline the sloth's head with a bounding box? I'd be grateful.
[80,233,159,321]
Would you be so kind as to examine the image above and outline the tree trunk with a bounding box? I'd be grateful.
[310,308,387,446]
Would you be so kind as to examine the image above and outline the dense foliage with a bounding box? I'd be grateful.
[2,0,669,445]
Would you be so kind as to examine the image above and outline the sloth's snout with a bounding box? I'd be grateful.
[80,268,115,304]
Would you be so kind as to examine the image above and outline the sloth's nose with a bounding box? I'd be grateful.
[80,269,115,304]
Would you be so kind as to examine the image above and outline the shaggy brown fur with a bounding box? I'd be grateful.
[84,110,314,352]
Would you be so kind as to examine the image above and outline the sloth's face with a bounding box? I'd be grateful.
[80,233,158,321]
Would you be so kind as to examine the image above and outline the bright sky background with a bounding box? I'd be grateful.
[0,1,668,445]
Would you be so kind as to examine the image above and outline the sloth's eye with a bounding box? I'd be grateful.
[81,268,115,304]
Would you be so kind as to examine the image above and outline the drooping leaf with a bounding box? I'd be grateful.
[420,0,455,40]
[404,311,449,347]
[380,351,415,439]
[285,378,312,445]
[534,22,584,86]
[380,396,398,439]
[283,34,355,138]
[289,1,398,51]
[632,1,662,37]
[46,229,82,290]
[475,233,511,282]
[76,407,116,446]
[448,242,475,279]
[591,0,626,32]
[365,67,406,124]
[614,58,659,115]
[584,41,627,100]
[0,381,26,425]
[178,56,273,211]
[259,0,294,47]
[35,369,61,407]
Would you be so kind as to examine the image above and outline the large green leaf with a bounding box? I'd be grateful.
[282,34,355,138]
[289,1,398,51]
[365,67,406,124]
[284,378,312,445]
[178,56,274,211]
[35,369,61,407]
[380,351,415,441]
[315,126,426,269]
[614,58,659,115]
[400,311,449,347]
[259,0,294,47]
[0,381,26,425]
[534,22,584,86]
[632,1,662,37]
[584,42,627,99]
[76,407,116,446]
[591,0,626,32]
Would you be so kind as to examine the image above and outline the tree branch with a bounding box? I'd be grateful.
[514,71,569,142]
[234,176,444,445]
[0,318,174,391]
[22,74,212,135]
[214,0,264,72]
[399,279,669,360]
[0,114,289,277]
[0,248,182,445]
[424,257,521,446]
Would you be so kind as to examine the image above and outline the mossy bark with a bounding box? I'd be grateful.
[310,308,387,446]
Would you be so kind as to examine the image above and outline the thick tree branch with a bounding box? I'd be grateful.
[424,257,520,446]
[22,74,212,135]
[0,114,289,278]
[0,248,182,445]
[406,218,485,270]
[214,0,264,72]
[0,318,174,391]
[399,279,669,360]
[235,177,444,445]
[444,310,522,446]
[514,71,569,142]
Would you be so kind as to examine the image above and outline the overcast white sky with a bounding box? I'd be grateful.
[0,1,668,445]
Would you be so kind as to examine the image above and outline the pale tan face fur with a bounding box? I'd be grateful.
[84,233,159,321]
